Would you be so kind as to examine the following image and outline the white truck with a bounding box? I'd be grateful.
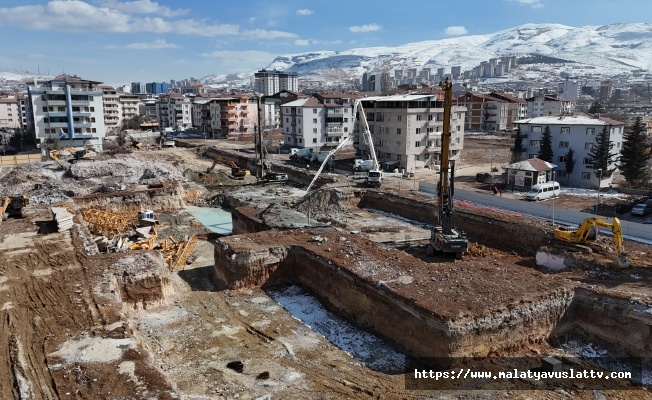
[289,148,313,162]
[353,159,374,172]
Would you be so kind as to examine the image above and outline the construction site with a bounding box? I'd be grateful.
[1,126,652,400]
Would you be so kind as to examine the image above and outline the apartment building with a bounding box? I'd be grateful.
[155,94,192,131]
[101,86,120,134]
[487,92,527,131]
[254,69,299,96]
[193,94,260,137]
[458,93,509,132]
[526,94,574,118]
[358,94,466,172]
[0,96,21,129]
[27,74,106,153]
[281,93,356,150]
[514,113,625,187]
[191,98,222,136]
[119,93,140,123]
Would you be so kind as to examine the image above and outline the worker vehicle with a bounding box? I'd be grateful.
[1,195,29,221]
[206,156,221,173]
[427,78,468,257]
[265,171,289,183]
[224,160,250,180]
[553,217,628,268]
[50,147,96,166]
[526,181,561,201]
[353,159,375,172]
[352,100,383,188]
[631,203,652,216]
[137,209,159,226]
[290,148,314,162]
[304,137,352,194]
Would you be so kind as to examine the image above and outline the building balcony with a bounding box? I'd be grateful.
[44,100,66,106]
[424,145,439,153]
[327,108,344,115]
[483,104,497,109]
[75,123,92,128]
[228,117,238,122]
[426,132,442,139]
[426,120,443,127]
[326,131,344,137]
[48,122,69,128]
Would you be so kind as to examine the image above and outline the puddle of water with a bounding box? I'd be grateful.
[185,206,232,235]
[267,285,405,373]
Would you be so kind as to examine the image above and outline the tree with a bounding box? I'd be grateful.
[122,115,142,130]
[116,131,127,147]
[510,127,526,164]
[564,147,576,184]
[538,125,553,162]
[588,101,604,114]
[619,116,650,185]
[588,125,618,178]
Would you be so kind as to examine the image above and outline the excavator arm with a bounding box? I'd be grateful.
[49,150,66,169]
[553,217,628,267]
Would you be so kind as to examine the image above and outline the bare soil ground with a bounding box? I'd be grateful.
[0,139,651,399]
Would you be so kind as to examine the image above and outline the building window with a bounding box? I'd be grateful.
[582,172,591,179]
[428,114,434,121]
[313,138,317,143]
[558,156,567,163]
[313,118,317,123]
[416,115,422,121]
[455,137,460,143]
[585,142,593,150]
[313,128,317,133]
[557,171,567,178]
[416,128,421,134]
[397,115,402,121]
[532,126,542,133]
[559,141,568,148]
[583,158,591,165]
[397,154,401,161]
[397,128,401,135]
[414,155,419,160]
[530,140,541,147]
[415,141,421,147]
[529,154,538,159]
[586,128,595,135]
[313,109,317,114]
[427,128,434,133]
[560,127,570,134]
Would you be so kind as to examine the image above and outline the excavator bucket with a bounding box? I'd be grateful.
[616,254,629,268]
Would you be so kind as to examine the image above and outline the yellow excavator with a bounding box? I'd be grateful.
[1,195,29,222]
[206,157,249,179]
[553,217,628,268]
[49,147,96,167]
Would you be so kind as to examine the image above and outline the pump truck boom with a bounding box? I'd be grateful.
[353,100,383,188]
[427,78,469,257]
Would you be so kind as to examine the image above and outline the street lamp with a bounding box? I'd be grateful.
[596,168,602,214]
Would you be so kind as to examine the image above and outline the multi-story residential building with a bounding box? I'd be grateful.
[458,93,509,132]
[119,93,140,123]
[101,86,120,134]
[155,94,192,131]
[600,80,613,101]
[487,92,527,132]
[526,94,574,118]
[514,113,625,188]
[194,94,260,137]
[0,96,21,129]
[26,74,106,153]
[192,98,221,137]
[281,93,356,150]
[357,93,466,172]
[254,69,299,96]
[262,90,304,130]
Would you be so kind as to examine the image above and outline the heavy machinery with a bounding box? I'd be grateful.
[352,100,383,188]
[206,157,250,179]
[129,136,143,149]
[305,136,351,193]
[553,217,629,268]
[49,147,96,166]
[1,195,29,221]
[427,79,469,257]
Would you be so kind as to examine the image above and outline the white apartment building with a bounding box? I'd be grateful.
[0,96,21,129]
[515,113,625,188]
[254,69,299,96]
[101,86,120,134]
[192,98,222,136]
[281,93,356,150]
[155,94,192,130]
[27,75,106,153]
[119,93,140,123]
[526,94,574,118]
[358,94,467,172]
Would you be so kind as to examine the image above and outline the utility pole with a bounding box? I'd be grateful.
[256,94,264,180]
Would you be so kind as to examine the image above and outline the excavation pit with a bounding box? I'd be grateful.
[213,230,575,360]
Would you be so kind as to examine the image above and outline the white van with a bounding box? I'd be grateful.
[526,181,561,201]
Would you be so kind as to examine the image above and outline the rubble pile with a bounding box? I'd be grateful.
[70,157,187,185]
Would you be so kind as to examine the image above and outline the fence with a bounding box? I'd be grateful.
[0,153,42,166]
[419,182,652,242]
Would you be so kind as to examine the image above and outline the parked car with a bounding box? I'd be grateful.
[631,203,652,216]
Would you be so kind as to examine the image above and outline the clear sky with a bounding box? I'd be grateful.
[0,0,648,86]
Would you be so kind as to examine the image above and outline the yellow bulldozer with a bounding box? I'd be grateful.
[1,195,29,222]
[553,217,628,268]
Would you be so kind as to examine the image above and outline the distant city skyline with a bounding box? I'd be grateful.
[0,0,648,86]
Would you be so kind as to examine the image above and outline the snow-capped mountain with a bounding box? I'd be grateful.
[201,22,652,85]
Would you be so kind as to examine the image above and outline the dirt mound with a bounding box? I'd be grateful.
[70,157,186,184]
[294,188,356,219]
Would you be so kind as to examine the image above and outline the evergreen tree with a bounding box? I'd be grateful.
[565,147,576,184]
[588,125,618,178]
[588,101,604,114]
[619,116,650,184]
[538,125,553,162]
[116,132,127,146]
[510,127,526,164]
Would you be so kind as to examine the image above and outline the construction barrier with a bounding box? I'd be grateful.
[0,153,42,166]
